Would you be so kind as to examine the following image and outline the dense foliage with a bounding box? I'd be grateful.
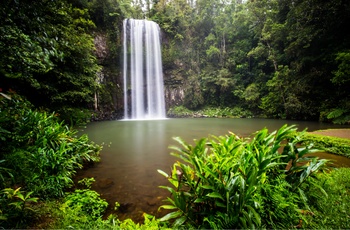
[149,0,350,123]
[1,0,350,228]
[167,105,253,118]
[1,96,349,229]
[308,168,350,228]
[302,132,350,158]
[0,93,101,228]
[31,165,350,229]
[158,125,330,228]
[0,0,99,123]
[1,0,349,122]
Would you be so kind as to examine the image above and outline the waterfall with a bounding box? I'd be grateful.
[123,19,166,120]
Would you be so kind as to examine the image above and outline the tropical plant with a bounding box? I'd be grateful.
[0,160,13,188]
[0,93,101,198]
[0,0,99,124]
[50,187,166,229]
[51,206,165,230]
[78,177,96,189]
[158,125,328,229]
[306,168,350,229]
[0,187,38,228]
[64,189,108,220]
[326,108,350,125]
[301,132,350,158]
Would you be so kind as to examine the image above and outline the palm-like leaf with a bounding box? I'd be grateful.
[158,125,328,228]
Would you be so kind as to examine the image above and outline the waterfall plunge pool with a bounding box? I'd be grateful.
[76,118,350,223]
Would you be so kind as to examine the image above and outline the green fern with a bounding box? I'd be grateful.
[327,108,350,124]
[204,213,235,229]
[260,176,301,228]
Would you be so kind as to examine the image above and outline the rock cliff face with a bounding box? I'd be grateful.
[92,32,123,121]
[164,70,185,110]
[164,86,185,109]
[94,33,109,62]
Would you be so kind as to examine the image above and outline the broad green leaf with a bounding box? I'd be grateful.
[173,137,190,150]
[173,215,187,227]
[157,169,169,178]
[159,204,177,210]
[246,204,261,226]
[206,192,224,200]
[194,197,205,203]
[16,193,25,201]
[27,197,39,203]
[159,185,176,194]
[215,200,226,208]
[201,185,215,190]
[159,210,183,222]
[24,191,34,199]
[239,216,247,229]
[169,146,187,154]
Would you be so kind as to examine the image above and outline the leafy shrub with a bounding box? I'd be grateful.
[64,189,108,220]
[43,179,167,229]
[61,178,107,220]
[56,106,93,126]
[0,160,13,188]
[0,187,38,228]
[51,208,164,230]
[167,105,253,118]
[326,108,350,124]
[118,213,168,230]
[78,177,96,189]
[301,132,350,158]
[199,106,253,118]
[45,199,112,229]
[0,93,101,197]
[158,125,328,229]
[49,197,165,230]
[167,106,193,117]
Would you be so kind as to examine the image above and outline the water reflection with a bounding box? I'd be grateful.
[76,118,349,222]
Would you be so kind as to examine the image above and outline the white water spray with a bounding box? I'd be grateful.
[123,19,166,120]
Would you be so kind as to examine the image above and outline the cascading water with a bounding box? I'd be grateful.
[123,19,166,120]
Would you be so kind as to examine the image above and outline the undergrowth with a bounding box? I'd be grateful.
[302,132,350,158]
[167,105,253,118]
[1,93,349,229]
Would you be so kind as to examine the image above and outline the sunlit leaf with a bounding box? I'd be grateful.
[157,169,169,178]
[207,192,224,200]
[159,204,177,210]
[159,210,183,222]
[173,215,187,227]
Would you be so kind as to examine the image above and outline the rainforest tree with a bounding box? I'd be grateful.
[149,0,350,122]
[1,0,349,122]
[0,0,100,123]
